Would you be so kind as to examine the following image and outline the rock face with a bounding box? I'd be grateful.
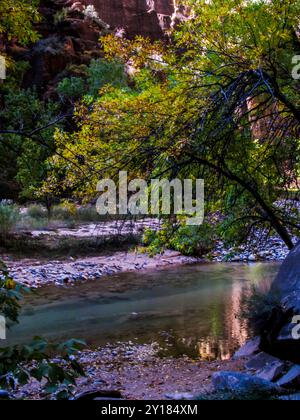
[14,0,188,97]
[54,0,188,40]
[260,242,300,363]
[78,0,187,39]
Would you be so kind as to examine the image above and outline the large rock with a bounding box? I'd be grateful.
[260,242,300,363]
[79,0,189,40]
[271,242,300,309]
[212,372,280,395]
[244,352,286,382]
[279,393,300,400]
[276,365,300,388]
[54,0,189,40]
[20,1,189,97]
[245,352,283,371]
[233,337,260,359]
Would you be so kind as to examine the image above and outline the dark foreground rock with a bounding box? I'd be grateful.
[234,337,261,359]
[74,389,123,401]
[260,242,300,363]
[212,372,280,395]
[276,365,300,388]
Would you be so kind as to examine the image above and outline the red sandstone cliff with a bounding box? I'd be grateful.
[9,1,188,96]
[66,0,187,39]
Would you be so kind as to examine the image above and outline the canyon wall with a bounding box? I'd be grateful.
[13,1,188,96]
[74,0,186,39]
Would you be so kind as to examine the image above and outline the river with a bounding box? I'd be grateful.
[5,262,279,360]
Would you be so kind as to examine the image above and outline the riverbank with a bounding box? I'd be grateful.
[16,339,300,400]
[4,250,199,288]
[16,342,246,400]
[2,218,297,288]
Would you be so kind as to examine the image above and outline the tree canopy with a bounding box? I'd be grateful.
[41,0,300,249]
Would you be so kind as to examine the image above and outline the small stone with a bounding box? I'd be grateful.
[234,337,261,359]
[0,390,11,399]
[276,365,300,388]
[165,392,195,400]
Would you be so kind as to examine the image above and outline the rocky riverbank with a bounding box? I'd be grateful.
[15,339,300,400]
[4,250,199,288]
[16,341,245,400]
[2,234,297,289]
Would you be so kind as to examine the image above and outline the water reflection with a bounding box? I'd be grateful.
[5,262,280,360]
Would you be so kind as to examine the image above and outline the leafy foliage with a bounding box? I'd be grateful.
[0,89,60,200]
[0,262,85,399]
[45,0,300,249]
[0,201,19,239]
[143,221,216,257]
[0,0,41,46]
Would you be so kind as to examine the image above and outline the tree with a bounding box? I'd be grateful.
[0,0,40,48]
[45,0,300,250]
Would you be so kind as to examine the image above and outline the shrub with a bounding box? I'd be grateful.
[57,77,85,102]
[0,202,19,238]
[87,59,127,97]
[76,206,100,222]
[51,205,73,221]
[27,204,47,219]
[53,7,69,26]
[143,221,216,257]
[0,262,85,399]
[240,286,280,336]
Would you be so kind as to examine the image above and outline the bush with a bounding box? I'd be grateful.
[51,205,73,221]
[53,7,69,25]
[76,206,100,222]
[27,204,47,219]
[0,262,85,399]
[240,286,280,336]
[143,221,216,257]
[0,201,19,238]
[57,77,85,102]
[87,59,127,97]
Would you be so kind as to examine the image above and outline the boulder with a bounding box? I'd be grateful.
[212,372,279,395]
[271,242,300,309]
[256,361,286,382]
[233,337,261,359]
[74,389,123,400]
[279,393,300,400]
[245,352,286,382]
[276,365,300,388]
[245,352,279,370]
[260,242,300,363]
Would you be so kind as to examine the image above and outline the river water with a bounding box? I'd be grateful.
[5,262,279,360]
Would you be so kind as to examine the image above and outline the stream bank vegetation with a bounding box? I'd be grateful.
[0,262,85,399]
